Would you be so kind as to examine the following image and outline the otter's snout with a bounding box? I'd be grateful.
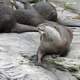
[38,24,46,34]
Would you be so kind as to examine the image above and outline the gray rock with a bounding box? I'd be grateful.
[57,7,80,27]
[50,1,80,27]
[0,32,77,80]
[50,0,80,14]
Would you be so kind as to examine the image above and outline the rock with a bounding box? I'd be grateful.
[67,27,80,59]
[0,32,77,80]
[56,7,80,27]
[0,33,40,57]
[49,1,80,27]
[49,0,80,14]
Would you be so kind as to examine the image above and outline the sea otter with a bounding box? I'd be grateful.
[37,21,73,64]
[0,5,38,33]
[33,1,57,22]
[14,3,45,27]
[14,8,45,26]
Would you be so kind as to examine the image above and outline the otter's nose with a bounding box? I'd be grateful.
[37,25,45,34]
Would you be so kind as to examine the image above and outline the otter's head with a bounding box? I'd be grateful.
[38,24,61,42]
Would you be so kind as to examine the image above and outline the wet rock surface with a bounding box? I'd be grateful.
[57,7,80,27]
[0,0,80,80]
[0,30,78,80]
[50,0,80,27]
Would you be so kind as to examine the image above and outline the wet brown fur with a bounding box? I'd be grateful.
[37,21,73,64]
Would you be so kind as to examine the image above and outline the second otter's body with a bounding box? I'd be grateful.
[37,21,73,64]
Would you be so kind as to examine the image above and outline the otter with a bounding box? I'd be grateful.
[33,1,57,22]
[37,21,73,64]
[12,23,38,33]
[0,5,16,33]
[14,7,45,26]
[0,5,38,33]
[11,2,46,27]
